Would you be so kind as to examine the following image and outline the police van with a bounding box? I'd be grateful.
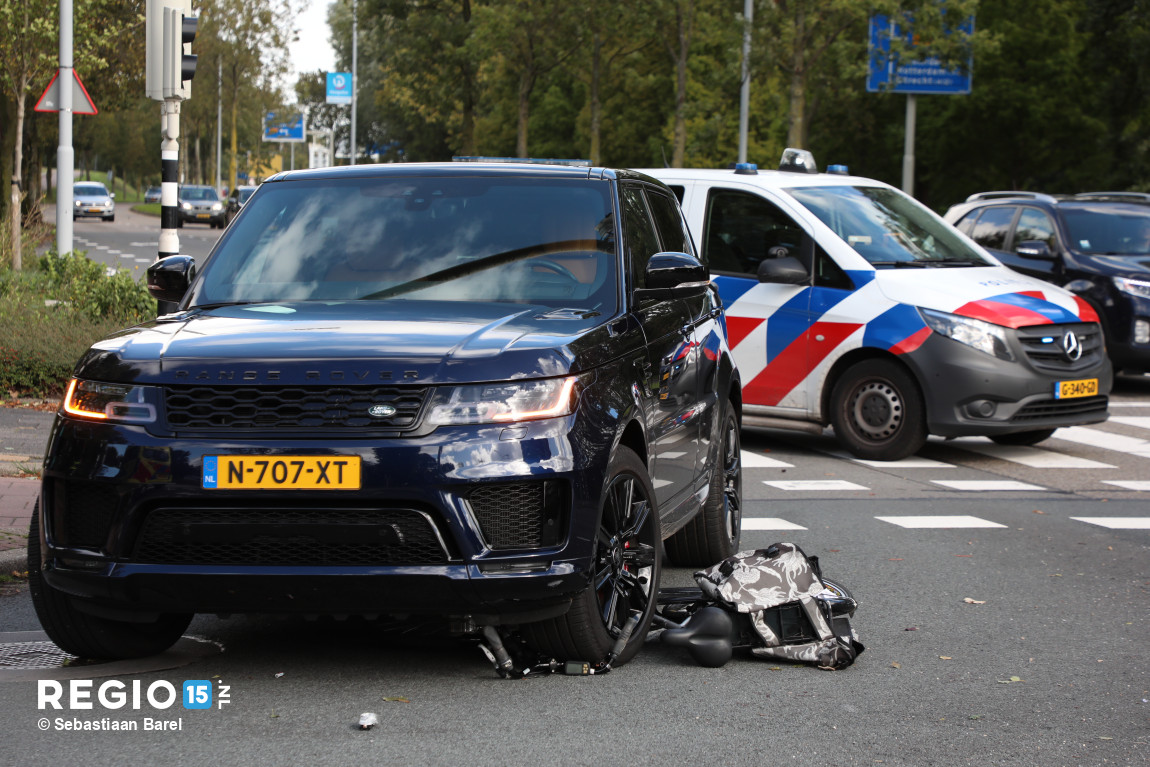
[645,151,1111,460]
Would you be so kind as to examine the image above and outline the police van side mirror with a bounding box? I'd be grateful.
[1015,240,1055,260]
[635,252,710,300]
[757,255,809,285]
[147,255,196,304]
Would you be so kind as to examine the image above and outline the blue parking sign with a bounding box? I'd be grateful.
[326,72,352,105]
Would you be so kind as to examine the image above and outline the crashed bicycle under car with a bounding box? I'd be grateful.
[28,162,744,669]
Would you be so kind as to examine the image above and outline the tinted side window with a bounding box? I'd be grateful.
[667,185,685,203]
[703,189,804,277]
[621,185,660,290]
[645,188,693,255]
[1015,208,1057,251]
[969,207,1016,250]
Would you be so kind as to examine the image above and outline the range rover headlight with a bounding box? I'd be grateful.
[427,377,577,425]
[63,379,158,424]
[1113,276,1150,299]
[918,308,1015,361]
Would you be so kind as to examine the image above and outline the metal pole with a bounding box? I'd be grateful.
[737,0,753,164]
[216,58,222,193]
[350,0,357,166]
[901,93,916,196]
[56,0,74,257]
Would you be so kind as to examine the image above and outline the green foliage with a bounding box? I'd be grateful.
[0,251,154,396]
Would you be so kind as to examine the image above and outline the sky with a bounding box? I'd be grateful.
[288,0,337,85]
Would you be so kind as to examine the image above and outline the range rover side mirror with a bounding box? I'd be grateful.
[147,255,196,304]
[636,252,710,300]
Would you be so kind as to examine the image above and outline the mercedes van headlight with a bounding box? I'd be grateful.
[918,308,1015,361]
[427,377,577,425]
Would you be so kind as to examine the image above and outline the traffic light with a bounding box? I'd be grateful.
[145,0,198,101]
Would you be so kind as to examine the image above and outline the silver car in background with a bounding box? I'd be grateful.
[73,182,115,222]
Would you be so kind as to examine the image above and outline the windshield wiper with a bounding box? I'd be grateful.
[868,260,930,268]
[360,238,603,300]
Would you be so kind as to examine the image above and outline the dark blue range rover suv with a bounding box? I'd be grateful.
[29,162,742,666]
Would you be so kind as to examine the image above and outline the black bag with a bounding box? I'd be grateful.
[657,542,864,670]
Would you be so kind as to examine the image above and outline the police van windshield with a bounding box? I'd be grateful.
[788,185,993,268]
[195,176,618,311]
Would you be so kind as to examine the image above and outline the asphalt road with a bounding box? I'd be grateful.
[52,203,217,278]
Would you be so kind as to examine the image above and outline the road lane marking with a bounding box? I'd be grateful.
[832,452,954,468]
[953,442,1114,469]
[741,451,794,468]
[1070,517,1150,529]
[741,518,807,531]
[1101,480,1150,491]
[1053,426,1150,458]
[876,515,1007,528]
[1110,416,1150,431]
[763,480,869,491]
[930,480,1046,491]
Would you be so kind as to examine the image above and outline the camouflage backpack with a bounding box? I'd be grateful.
[658,542,864,670]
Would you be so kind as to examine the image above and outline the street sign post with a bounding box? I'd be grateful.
[326,72,352,105]
[867,14,974,197]
[34,69,97,114]
[262,112,306,142]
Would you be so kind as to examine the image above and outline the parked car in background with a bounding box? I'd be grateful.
[72,182,115,222]
[945,191,1150,375]
[225,185,258,224]
[144,186,161,204]
[31,161,741,668]
[645,150,1111,460]
[177,185,226,228]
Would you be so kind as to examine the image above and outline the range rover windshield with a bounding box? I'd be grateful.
[194,176,618,311]
[788,185,993,268]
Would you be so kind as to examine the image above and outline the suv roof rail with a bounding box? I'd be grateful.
[964,191,1059,204]
[1074,191,1150,203]
[452,156,592,167]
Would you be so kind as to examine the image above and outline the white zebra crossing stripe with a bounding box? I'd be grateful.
[1110,416,1150,431]
[931,480,1046,491]
[741,451,794,468]
[741,518,808,531]
[876,515,1007,528]
[763,480,869,491]
[1070,517,1150,530]
[1053,426,1150,458]
[1101,480,1150,491]
[833,452,954,468]
[954,442,1115,469]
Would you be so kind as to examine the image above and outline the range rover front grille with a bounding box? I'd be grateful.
[133,507,452,565]
[1016,324,1105,375]
[164,385,429,432]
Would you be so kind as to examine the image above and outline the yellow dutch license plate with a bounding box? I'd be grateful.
[88,207,102,213]
[1055,378,1098,399]
[202,456,361,490]
[196,213,210,219]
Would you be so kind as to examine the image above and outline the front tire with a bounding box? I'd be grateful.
[830,359,927,461]
[521,447,661,665]
[665,404,742,566]
[27,502,191,660]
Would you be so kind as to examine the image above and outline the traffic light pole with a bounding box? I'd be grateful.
[158,99,181,262]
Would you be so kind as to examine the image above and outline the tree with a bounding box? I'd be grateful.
[0,0,129,266]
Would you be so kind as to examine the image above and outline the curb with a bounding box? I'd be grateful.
[0,547,27,574]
